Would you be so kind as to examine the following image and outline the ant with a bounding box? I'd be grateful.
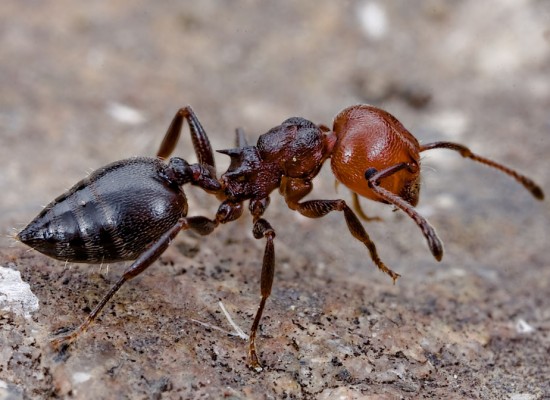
[17,104,544,371]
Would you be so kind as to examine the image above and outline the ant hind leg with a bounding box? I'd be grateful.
[50,216,215,351]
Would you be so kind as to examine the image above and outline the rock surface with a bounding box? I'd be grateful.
[1,1,549,399]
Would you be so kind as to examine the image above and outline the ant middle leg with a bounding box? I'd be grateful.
[247,216,276,371]
[157,106,217,176]
[280,177,400,282]
[243,198,276,371]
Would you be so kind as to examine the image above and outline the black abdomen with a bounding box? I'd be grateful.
[18,157,187,262]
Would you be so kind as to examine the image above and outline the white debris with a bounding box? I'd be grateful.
[357,1,388,40]
[434,193,457,209]
[510,394,536,400]
[106,102,146,125]
[515,319,535,334]
[72,372,92,384]
[0,266,39,319]
[189,301,248,340]
[218,301,248,340]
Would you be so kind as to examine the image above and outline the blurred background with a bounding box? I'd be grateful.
[1,1,549,398]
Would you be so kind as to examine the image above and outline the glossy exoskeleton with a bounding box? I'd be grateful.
[18,104,544,371]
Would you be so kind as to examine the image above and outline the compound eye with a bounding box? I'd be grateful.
[365,168,378,180]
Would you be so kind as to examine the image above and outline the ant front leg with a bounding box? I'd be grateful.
[157,106,217,177]
[50,216,215,351]
[365,163,444,261]
[280,176,400,282]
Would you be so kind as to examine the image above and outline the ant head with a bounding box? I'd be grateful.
[329,105,421,206]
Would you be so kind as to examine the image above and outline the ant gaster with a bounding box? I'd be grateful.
[17,104,544,370]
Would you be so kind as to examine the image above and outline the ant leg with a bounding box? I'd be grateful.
[351,191,382,222]
[184,216,220,235]
[157,106,217,176]
[280,177,400,282]
[420,141,544,200]
[50,216,211,350]
[215,200,245,224]
[366,163,444,261]
[248,217,276,371]
[235,127,249,148]
[333,180,377,220]
[239,198,276,371]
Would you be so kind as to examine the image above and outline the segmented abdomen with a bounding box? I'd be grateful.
[18,157,187,263]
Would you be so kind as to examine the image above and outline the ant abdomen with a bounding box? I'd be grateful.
[18,157,187,263]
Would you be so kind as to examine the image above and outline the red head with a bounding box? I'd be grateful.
[329,105,422,206]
